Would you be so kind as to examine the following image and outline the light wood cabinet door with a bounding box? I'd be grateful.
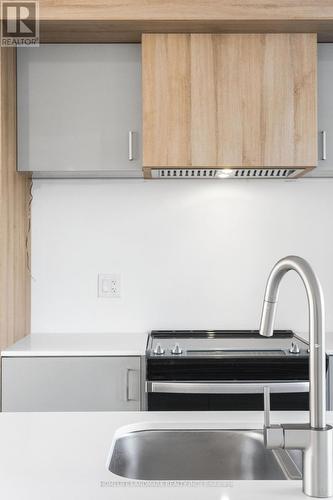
[142,34,317,169]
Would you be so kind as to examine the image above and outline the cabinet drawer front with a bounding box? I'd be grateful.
[2,356,141,412]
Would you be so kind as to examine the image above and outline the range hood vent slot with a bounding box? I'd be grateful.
[149,168,307,179]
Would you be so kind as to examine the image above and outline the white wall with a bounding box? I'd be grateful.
[31,178,333,335]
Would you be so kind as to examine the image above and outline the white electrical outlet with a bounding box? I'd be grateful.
[98,274,121,298]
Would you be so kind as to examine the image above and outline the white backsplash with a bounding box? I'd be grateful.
[31,178,333,334]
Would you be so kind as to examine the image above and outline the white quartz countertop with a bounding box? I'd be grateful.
[0,333,148,357]
[0,410,332,500]
[2,331,333,357]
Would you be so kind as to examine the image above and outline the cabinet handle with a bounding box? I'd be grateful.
[322,130,327,161]
[128,131,134,161]
[264,386,271,427]
[126,368,137,401]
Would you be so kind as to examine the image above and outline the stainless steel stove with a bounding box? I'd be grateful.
[147,329,308,358]
[146,330,315,411]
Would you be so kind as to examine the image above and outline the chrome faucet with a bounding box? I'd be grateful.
[260,256,333,498]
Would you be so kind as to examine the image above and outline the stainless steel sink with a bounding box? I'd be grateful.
[109,429,302,480]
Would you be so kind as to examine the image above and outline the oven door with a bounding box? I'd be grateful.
[147,381,309,411]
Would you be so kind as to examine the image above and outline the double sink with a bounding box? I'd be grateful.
[109,428,302,481]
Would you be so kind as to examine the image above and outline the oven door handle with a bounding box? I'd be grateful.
[146,381,309,394]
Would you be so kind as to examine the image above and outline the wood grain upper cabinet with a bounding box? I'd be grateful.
[142,34,317,169]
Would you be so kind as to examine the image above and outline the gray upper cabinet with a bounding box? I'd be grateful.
[17,44,142,177]
[1,356,141,412]
[317,44,333,176]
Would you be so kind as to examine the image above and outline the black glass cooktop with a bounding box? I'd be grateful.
[151,330,294,339]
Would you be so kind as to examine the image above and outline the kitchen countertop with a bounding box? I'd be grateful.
[0,333,148,357]
[2,331,333,357]
[0,410,332,500]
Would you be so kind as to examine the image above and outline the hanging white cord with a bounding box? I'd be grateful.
[26,179,35,280]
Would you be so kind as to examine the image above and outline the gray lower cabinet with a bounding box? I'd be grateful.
[17,44,142,177]
[1,356,141,412]
[328,355,333,411]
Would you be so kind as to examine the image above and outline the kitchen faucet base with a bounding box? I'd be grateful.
[302,425,333,498]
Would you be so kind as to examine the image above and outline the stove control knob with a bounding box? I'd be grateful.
[154,344,165,355]
[171,343,182,355]
[289,342,300,354]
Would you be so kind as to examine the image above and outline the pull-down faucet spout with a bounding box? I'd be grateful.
[260,255,326,429]
[259,256,332,497]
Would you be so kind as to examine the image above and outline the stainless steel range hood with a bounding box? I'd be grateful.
[144,167,311,180]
